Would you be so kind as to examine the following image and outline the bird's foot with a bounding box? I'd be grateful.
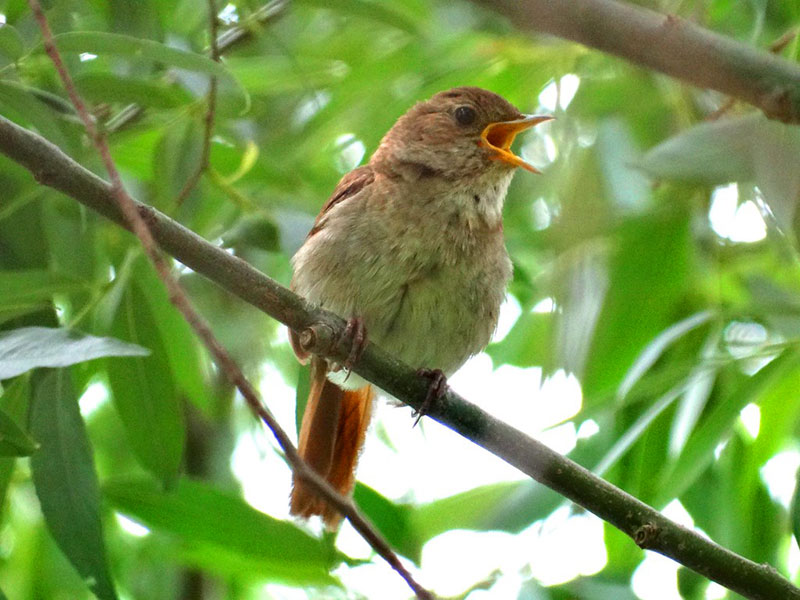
[340,316,367,375]
[413,368,448,427]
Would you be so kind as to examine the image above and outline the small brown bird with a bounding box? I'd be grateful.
[289,87,550,528]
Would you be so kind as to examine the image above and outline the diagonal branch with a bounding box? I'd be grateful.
[24,2,431,598]
[0,113,798,600]
[470,0,800,123]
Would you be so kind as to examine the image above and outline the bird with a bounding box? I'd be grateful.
[288,86,551,528]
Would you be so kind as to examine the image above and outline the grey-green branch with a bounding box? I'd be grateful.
[472,0,800,123]
[1,115,798,600]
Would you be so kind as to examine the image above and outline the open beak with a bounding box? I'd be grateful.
[479,114,553,173]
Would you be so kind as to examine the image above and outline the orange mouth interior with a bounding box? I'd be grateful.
[479,115,553,173]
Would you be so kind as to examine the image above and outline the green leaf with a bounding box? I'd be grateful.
[657,350,800,505]
[353,483,421,563]
[582,209,692,401]
[0,377,29,522]
[413,480,539,540]
[0,81,68,148]
[792,465,800,552]
[134,261,213,417]
[106,261,185,485]
[640,114,800,231]
[30,369,118,600]
[0,326,149,380]
[618,311,713,399]
[54,32,233,81]
[0,24,24,61]
[297,0,421,34]
[752,119,800,232]
[104,476,340,586]
[0,269,86,313]
[487,309,553,369]
[0,406,37,456]
[638,114,759,183]
[53,32,249,113]
[74,73,193,109]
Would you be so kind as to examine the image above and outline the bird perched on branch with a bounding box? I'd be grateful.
[289,86,551,528]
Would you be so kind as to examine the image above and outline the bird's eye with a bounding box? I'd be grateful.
[454,105,477,126]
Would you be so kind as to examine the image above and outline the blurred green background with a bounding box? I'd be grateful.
[2,0,800,598]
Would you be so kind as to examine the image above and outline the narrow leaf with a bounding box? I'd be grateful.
[411,480,549,540]
[0,269,86,311]
[353,483,420,563]
[30,369,118,600]
[106,262,185,485]
[657,350,800,505]
[0,377,29,522]
[0,82,69,148]
[0,406,37,456]
[74,73,192,109]
[0,24,24,60]
[618,311,713,400]
[791,466,800,551]
[54,32,233,80]
[104,476,340,585]
[638,114,759,183]
[0,326,149,380]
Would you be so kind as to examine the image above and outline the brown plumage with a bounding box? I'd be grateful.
[289,87,550,528]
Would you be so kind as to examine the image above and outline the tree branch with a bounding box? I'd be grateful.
[1,115,797,600]
[471,0,800,123]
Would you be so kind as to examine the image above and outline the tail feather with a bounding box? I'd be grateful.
[290,357,374,528]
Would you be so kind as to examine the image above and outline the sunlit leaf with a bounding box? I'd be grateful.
[618,312,713,400]
[104,476,341,586]
[0,326,149,380]
[657,350,800,505]
[354,483,420,563]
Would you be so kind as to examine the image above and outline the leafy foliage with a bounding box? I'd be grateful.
[1,0,800,598]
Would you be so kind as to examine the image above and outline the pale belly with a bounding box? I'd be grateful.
[303,242,509,391]
[291,171,513,389]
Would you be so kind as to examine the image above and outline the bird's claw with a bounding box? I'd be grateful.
[340,316,367,376]
[413,368,447,427]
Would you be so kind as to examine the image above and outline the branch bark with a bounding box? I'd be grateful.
[1,115,797,600]
[471,0,800,123]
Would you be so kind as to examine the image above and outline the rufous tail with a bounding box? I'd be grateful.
[290,357,374,529]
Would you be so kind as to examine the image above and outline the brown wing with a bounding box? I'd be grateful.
[288,165,376,362]
[307,164,375,238]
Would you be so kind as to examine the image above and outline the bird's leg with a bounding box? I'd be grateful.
[340,316,367,374]
[413,368,448,427]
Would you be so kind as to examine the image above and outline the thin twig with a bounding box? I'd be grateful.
[2,110,799,599]
[25,2,431,598]
[105,0,289,134]
[174,0,220,207]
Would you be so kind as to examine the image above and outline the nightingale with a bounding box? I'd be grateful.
[289,86,550,528]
